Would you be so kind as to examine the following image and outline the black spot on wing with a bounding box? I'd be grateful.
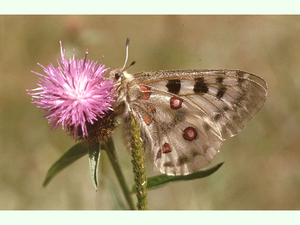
[216,76,224,84]
[238,78,244,86]
[177,155,189,166]
[163,161,174,167]
[204,123,211,131]
[192,149,201,157]
[194,77,208,94]
[216,86,227,99]
[214,113,222,121]
[166,79,181,95]
[236,71,246,77]
[236,71,246,86]
[223,106,230,111]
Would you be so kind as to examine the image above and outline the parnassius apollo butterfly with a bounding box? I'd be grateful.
[110,38,267,176]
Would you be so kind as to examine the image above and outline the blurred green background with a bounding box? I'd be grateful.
[1,15,299,210]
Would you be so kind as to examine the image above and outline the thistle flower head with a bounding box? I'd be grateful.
[27,42,116,139]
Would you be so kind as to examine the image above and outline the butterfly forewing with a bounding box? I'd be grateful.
[121,69,267,175]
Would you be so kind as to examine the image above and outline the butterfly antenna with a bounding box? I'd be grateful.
[121,38,130,70]
[121,38,136,72]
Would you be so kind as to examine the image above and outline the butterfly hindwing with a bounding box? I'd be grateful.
[130,87,223,175]
[123,69,267,175]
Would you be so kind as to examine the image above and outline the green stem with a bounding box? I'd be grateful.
[130,116,148,210]
[102,137,135,210]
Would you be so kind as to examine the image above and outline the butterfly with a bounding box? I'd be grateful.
[110,38,267,176]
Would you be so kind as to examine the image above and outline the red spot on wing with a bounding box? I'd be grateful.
[156,150,162,159]
[162,143,172,153]
[170,97,183,109]
[142,114,152,125]
[183,127,197,141]
[139,85,151,100]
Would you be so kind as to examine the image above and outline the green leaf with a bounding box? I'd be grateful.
[43,141,90,187]
[132,162,224,193]
[88,142,101,191]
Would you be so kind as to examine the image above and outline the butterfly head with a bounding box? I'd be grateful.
[109,68,123,83]
[109,61,136,84]
[114,70,122,80]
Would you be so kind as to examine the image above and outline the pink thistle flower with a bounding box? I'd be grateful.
[27,42,116,139]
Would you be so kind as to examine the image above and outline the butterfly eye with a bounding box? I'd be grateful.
[115,72,122,80]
